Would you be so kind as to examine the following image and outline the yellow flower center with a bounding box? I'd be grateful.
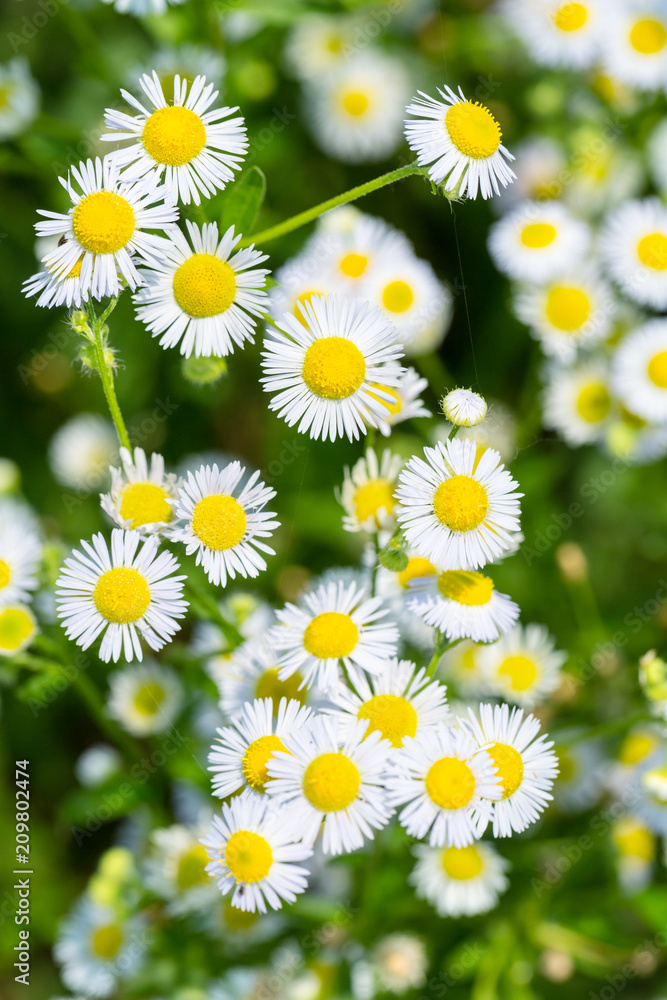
[433,475,489,532]
[0,559,10,589]
[629,17,667,54]
[342,91,370,117]
[460,646,478,672]
[368,383,402,416]
[488,742,524,798]
[426,757,476,809]
[0,608,34,651]
[555,747,575,782]
[553,3,588,31]
[173,254,237,318]
[340,253,369,278]
[303,752,361,811]
[398,556,438,588]
[119,482,172,528]
[255,668,306,706]
[93,567,150,624]
[438,570,494,606]
[192,494,247,550]
[637,233,667,270]
[647,351,667,388]
[242,734,287,792]
[142,105,207,166]
[302,337,366,399]
[223,897,258,928]
[545,286,591,332]
[90,924,123,960]
[520,222,557,248]
[441,844,483,879]
[576,383,611,423]
[382,280,414,313]
[176,844,211,890]
[303,611,359,659]
[293,290,322,324]
[618,732,657,765]
[224,830,273,883]
[445,100,502,159]
[613,820,656,861]
[133,682,165,716]
[497,654,538,692]
[353,479,395,524]
[67,256,84,278]
[326,35,343,53]
[72,191,135,256]
[357,694,418,747]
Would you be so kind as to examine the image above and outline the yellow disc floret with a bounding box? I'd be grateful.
[142,105,207,166]
[618,732,657,765]
[176,844,211,890]
[340,253,369,278]
[398,556,438,588]
[0,608,35,651]
[225,830,273,883]
[72,191,135,256]
[445,101,502,159]
[438,570,494,606]
[302,337,366,399]
[441,844,483,879]
[192,494,247,550]
[545,286,591,332]
[426,757,476,809]
[553,3,588,32]
[576,383,611,423]
[629,18,667,54]
[119,482,173,528]
[342,91,370,117]
[520,223,557,248]
[637,233,667,270]
[255,668,306,706]
[133,682,165,716]
[0,559,10,590]
[433,475,489,532]
[382,280,414,314]
[613,819,656,861]
[303,611,359,659]
[353,479,395,525]
[93,567,150,624]
[497,654,538,692]
[303,752,361,811]
[90,924,123,960]
[242,734,287,792]
[367,383,402,416]
[358,694,418,747]
[488,742,524,798]
[173,254,237,318]
[647,351,667,388]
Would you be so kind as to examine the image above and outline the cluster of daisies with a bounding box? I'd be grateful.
[0,497,42,659]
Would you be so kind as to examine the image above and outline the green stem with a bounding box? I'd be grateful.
[371,533,381,598]
[242,164,428,247]
[85,299,131,451]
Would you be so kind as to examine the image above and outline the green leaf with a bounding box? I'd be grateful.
[219,166,267,238]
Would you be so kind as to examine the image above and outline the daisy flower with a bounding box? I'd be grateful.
[612,815,657,893]
[337,448,403,534]
[385,724,501,847]
[103,71,247,206]
[612,320,667,422]
[410,840,509,917]
[169,462,279,588]
[356,935,428,997]
[317,210,413,292]
[101,446,180,535]
[261,294,404,444]
[283,14,358,81]
[208,697,314,799]
[0,605,38,657]
[307,51,411,164]
[500,0,603,70]
[214,638,309,719]
[438,640,488,697]
[268,577,399,693]
[0,508,41,604]
[133,221,269,358]
[478,623,567,709]
[267,253,341,328]
[634,753,667,835]
[395,438,522,570]
[601,199,667,310]
[35,157,177,301]
[461,702,559,837]
[22,241,91,310]
[513,267,616,362]
[144,823,220,916]
[366,367,431,437]
[441,389,488,428]
[604,406,667,465]
[54,896,147,999]
[488,200,591,283]
[265,715,393,854]
[106,661,183,736]
[0,58,39,140]
[55,529,187,663]
[406,569,520,644]
[600,2,667,91]
[326,658,449,749]
[365,253,452,355]
[405,85,516,199]
[201,793,312,912]
[496,135,566,210]
[48,414,118,492]
[542,358,613,446]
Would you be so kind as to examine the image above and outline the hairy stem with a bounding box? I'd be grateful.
[85,298,131,451]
